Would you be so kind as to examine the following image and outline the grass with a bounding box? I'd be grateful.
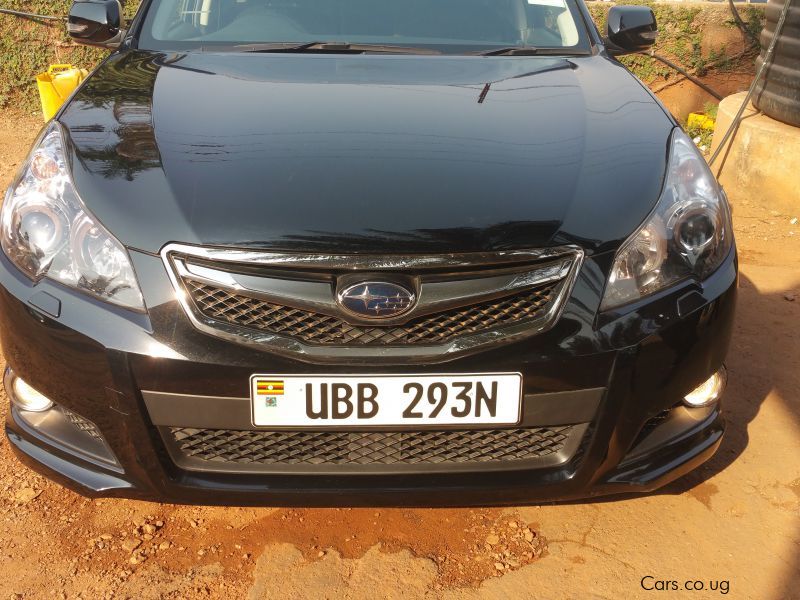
[684,101,719,154]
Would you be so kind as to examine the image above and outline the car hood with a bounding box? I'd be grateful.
[60,50,673,255]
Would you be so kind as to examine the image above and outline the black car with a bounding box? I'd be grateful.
[0,0,736,506]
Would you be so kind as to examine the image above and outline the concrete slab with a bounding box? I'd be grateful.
[712,91,800,215]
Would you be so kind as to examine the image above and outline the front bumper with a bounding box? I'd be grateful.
[0,246,737,506]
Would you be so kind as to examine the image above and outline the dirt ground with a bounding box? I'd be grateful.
[656,71,754,124]
[0,104,798,600]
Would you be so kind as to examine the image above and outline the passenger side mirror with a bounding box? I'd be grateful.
[67,0,123,48]
[605,6,657,56]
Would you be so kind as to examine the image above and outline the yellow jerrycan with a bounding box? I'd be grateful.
[36,64,89,121]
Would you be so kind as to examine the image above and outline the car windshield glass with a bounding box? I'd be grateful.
[138,0,591,54]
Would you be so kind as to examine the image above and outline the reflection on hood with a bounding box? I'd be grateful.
[61,50,672,255]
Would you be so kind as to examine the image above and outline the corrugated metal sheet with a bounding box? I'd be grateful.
[753,0,800,126]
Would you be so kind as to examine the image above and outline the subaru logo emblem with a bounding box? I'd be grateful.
[337,282,416,319]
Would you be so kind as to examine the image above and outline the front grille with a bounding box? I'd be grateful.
[166,425,576,473]
[164,245,583,359]
[184,279,558,346]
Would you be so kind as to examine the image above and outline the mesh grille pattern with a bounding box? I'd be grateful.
[184,279,558,346]
[168,426,573,466]
[632,407,674,447]
[62,408,103,440]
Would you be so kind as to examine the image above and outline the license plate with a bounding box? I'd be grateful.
[250,373,522,428]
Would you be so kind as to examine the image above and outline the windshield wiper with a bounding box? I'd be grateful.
[229,42,441,55]
[233,41,324,53]
[476,46,578,56]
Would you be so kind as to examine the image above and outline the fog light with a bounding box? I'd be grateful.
[683,367,727,408]
[11,377,54,412]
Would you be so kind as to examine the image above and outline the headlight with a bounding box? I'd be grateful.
[1,123,144,310]
[601,129,733,310]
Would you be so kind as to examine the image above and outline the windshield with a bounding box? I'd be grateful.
[137,0,592,53]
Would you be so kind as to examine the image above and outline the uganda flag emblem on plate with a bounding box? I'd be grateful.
[256,379,284,396]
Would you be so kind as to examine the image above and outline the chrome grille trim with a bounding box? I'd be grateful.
[161,243,584,364]
[162,244,582,271]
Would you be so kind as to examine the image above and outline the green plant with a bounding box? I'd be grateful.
[587,2,763,86]
[0,0,141,112]
[684,122,713,155]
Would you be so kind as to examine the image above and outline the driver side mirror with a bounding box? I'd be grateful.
[67,0,123,48]
[605,6,657,57]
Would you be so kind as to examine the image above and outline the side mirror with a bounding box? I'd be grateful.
[67,0,123,48]
[605,6,657,56]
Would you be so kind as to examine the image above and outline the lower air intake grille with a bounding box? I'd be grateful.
[164,425,579,474]
[62,408,103,440]
[183,279,558,346]
[631,406,675,447]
